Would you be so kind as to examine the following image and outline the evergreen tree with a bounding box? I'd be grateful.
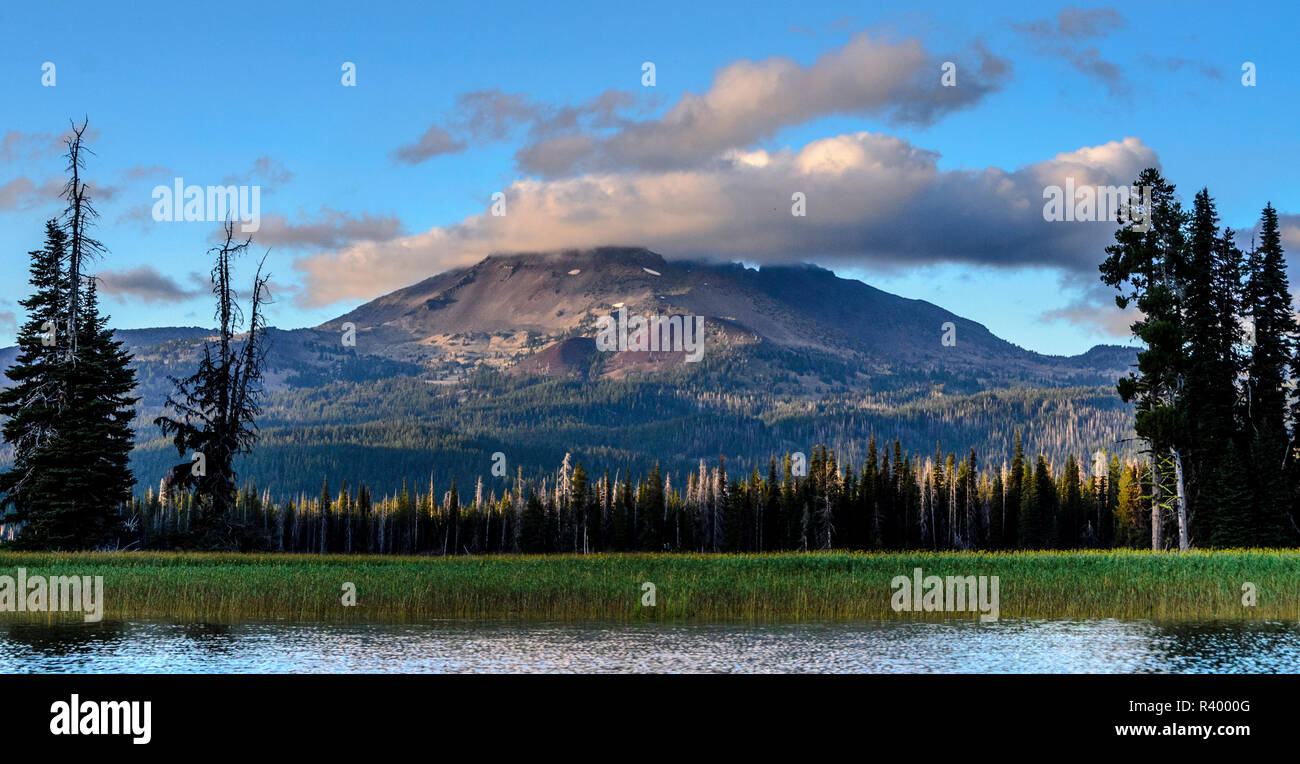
[1100,168,1190,549]
[0,224,73,541]
[571,461,590,553]
[1058,453,1081,548]
[1197,442,1255,547]
[1101,453,1120,546]
[446,476,460,553]
[62,279,139,542]
[988,469,1004,549]
[1246,204,1293,440]
[1239,202,1298,544]
[520,489,546,553]
[1114,463,1141,548]
[762,456,780,551]
[1182,189,1249,545]
[1020,456,1055,548]
[713,455,728,552]
[863,437,880,548]
[1004,430,1023,548]
[1,123,139,550]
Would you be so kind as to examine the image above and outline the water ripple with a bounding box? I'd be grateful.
[1,619,1298,673]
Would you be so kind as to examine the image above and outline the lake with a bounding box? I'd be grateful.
[2,618,1298,673]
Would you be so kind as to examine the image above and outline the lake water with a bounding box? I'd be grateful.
[2,619,1298,673]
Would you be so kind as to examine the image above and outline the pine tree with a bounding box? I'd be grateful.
[520,489,546,553]
[1240,202,1298,545]
[1,124,139,550]
[1182,189,1249,545]
[762,456,780,551]
[1197,442,1255,547]
[61,279,139,542]
[1114,463,1141,548]
[571,461,590,553]
[1020,456,1055,548]
[989,468,1004,549]
[1248,204,1293,440]
[1100,168,1190,549]
[1058,453,1081,548]
[1101,453,1120,545]
[0,223,72,540]
[1004,430,1023,548]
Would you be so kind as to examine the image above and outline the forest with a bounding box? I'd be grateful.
[122,438,1163,554]
[1,126,1297,552]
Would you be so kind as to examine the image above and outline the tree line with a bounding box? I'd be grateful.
[121,438,1163,553]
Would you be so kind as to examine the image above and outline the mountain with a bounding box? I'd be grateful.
[317,247,1131,388]
[1,247,1136,497]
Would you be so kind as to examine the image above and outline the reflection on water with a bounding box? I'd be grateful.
[1,619,1297,673]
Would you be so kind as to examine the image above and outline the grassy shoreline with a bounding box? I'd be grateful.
[0,549,1297,623]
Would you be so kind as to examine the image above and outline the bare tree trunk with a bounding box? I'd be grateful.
[1150,460,1162,551]
[1172,448,1189,551]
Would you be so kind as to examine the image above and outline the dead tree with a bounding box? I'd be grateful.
[155,220,272,544]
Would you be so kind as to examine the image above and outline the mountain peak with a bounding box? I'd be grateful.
[308,247,1131,387]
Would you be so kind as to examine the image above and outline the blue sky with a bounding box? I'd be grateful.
[1,0,1296,355]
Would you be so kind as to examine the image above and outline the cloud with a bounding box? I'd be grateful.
[2,130,66,162]
[0,126,105,163]
[394,32,1009,176]
[391,126,467,164]
[0,310,15,336]
[1013,7,1124,40]
[1234,212,1300,261]
[1277,213,1300,251]
[1014,8,1128,95]
[515,32,1011,177]
[1052,46,1128,96]
[0,178,37,209]
[392,88,639,166]
[0,174,119,213]
[1142,55,1223,81]
[0,176,64,211]
[120,164,178,180]
[1040,283,1139,338]
[0,132,53,162]
[94,265,206,304]
[250,206,407,249]
[1041,301,1138,338]
[222,156,293,185]
[293,133,1159,307]
[115,204,155,229]
[452,90,547,141]
[93,183,123,202]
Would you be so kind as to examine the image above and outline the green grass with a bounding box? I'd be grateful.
[0,549,1296,623]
